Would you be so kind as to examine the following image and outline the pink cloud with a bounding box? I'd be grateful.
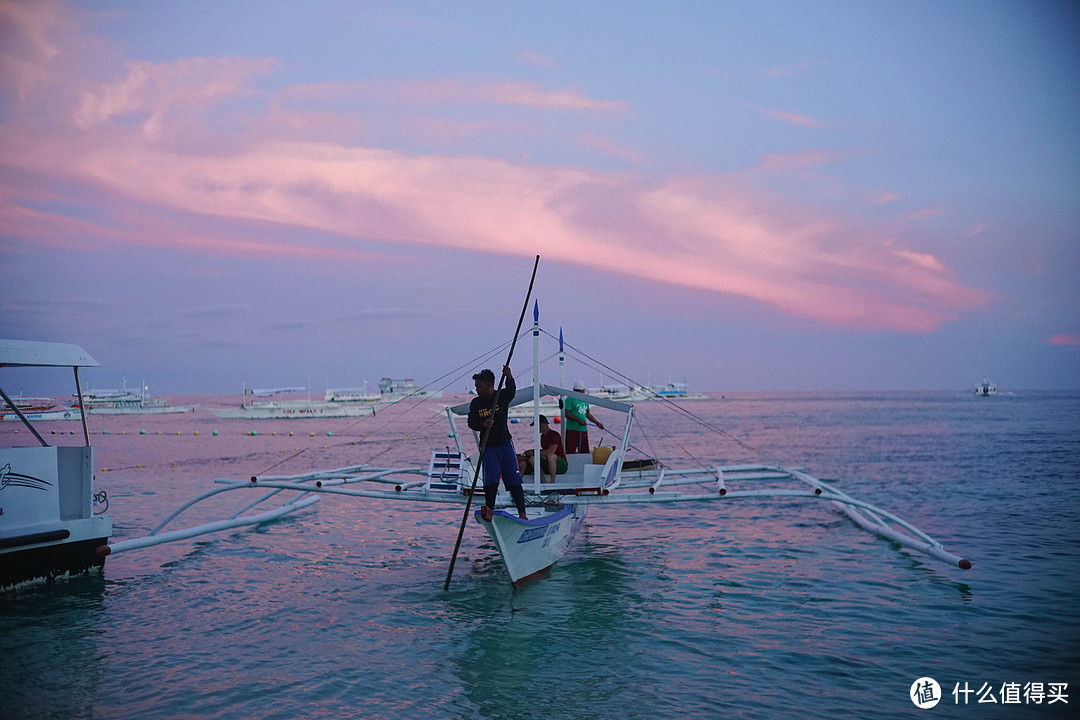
[0,14,989,334]
[397,79,630,112]
[872,190,904,205]
[73,56,280,136]
[752,106,826,128]
[287,77,630,113]
[1050,334,1080,347]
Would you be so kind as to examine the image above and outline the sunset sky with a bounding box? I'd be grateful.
[2,1,1078,394]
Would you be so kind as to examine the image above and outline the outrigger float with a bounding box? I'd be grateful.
[95,305,973,589]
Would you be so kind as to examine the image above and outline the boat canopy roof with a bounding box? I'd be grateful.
[0,339,99,368]
[449,383,632,416]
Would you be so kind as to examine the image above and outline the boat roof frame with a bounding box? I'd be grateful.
[1,339,97,446]
[0,339,99,368]
[448,383,633,416]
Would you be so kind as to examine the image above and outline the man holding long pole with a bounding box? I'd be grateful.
[444,254,539,590]
[468,365,528,521]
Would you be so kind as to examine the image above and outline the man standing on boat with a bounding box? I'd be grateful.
[468,366,529,521]
[564,380,604,453]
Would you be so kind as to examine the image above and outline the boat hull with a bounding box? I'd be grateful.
[87,405,193,415]
[1,527,111,591]
[2,409,83,422]
[204,404,374,419]
[1,444,113,591]
[475,504,586,585]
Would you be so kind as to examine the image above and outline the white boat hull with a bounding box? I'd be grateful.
[87,405,193,415]
[475,503,586,585]
[0,445,112,590]
[2,408,83,422]
[204,404,375,419]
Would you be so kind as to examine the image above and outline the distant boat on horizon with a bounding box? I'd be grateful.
[205,385,374,419]
[0,394,57,416]
[76,381,193,415]
[325,377,443,405]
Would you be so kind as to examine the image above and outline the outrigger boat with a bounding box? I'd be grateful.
[94,305,972,588]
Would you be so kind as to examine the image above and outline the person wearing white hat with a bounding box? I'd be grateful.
[564,380,604,454]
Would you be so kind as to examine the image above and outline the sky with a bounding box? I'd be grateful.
[1,0,1078,395]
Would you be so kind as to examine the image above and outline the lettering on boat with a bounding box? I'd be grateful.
[516,520,561,544]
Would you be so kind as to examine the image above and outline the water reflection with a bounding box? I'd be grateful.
[442,541,656,719]
[2,576,107,720]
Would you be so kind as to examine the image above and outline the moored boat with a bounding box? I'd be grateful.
[0,395,56,416]
[377,377,443,402]
[2,407,83,422]
[1,339,112,591]
[205,400,375,419]
[648,381,708,400]
[78,382,193,414]
[205,386,374,419]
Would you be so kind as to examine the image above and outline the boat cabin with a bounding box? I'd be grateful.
[443,383,632,497]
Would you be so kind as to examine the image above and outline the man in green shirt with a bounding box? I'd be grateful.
[564,380,604,453]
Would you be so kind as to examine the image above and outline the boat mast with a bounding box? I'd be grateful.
[559,327,566,443]
[531,300,541,490]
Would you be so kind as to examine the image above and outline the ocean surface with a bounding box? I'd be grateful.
[2,391,1078,719]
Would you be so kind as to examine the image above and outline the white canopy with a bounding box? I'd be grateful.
[449,383,632,416]
[0,339,99,368]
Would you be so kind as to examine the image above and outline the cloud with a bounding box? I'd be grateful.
[283,77,630,113]
[0,8,989,334]
[872,190,904,205]
[73,56,280,136]
[1050,334,1080,346]
[752,105,826,128]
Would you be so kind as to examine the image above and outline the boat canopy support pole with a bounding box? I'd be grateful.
[445,407,466,461]
[74,366,90,446]
[0,384,49,447]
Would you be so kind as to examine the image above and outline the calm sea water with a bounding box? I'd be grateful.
[3,391,1078,719]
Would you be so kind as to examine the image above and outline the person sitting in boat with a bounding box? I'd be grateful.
[518,414,568,484]
[468,366,529,521]
[564,380,604,453]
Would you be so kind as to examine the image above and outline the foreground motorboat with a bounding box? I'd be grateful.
[1,340,112,591]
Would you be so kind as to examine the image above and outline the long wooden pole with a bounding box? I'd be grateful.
[443,255,540,590]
